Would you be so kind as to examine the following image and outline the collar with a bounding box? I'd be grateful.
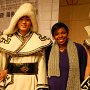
[16,31,32,41]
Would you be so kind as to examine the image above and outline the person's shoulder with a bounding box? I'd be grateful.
[74,42,86,50]
[33,32,52,47]
[0,34,8,40]
[0,34,13,39]
[0,34,7,37]
[83,38,90,49]
[0,34,13,43]
[33,33,52,43]
[74,42,83,46]
[34,33,50,40]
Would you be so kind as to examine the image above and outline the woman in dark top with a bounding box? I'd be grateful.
[45,22,87,90]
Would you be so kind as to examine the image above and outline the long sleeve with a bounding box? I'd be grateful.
[0,52,7,70]
[37,51,49,90]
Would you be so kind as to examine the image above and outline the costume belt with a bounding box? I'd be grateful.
[7,63,38,75]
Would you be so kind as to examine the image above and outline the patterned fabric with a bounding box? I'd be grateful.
[0,32,52,56]
[0,32,52,90]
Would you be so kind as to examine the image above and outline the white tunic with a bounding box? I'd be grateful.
[0,32,52,90]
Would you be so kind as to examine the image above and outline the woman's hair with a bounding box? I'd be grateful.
[51,22,69,37]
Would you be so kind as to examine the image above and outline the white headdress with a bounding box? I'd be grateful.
[84,12,90,46]
[3,3,38,35]
[84,12,90,37]
[84,26,90,37]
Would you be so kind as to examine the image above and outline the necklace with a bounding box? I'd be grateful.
[59,47,66,52]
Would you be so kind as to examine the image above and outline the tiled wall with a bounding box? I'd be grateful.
[38,0,59,39]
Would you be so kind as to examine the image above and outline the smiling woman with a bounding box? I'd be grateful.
[46,22,87,90]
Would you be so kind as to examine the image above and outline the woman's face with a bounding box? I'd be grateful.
[17,16,32,35]
[53,27,68,46]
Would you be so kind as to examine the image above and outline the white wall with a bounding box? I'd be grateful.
[37,0,59,39]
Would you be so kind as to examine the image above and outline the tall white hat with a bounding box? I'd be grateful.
[84,12,90,37]
[3,3,38,35]
[84,13,90,46]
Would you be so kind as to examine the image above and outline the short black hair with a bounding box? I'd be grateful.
[51,22,69,37]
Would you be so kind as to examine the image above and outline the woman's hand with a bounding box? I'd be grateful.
[0,69,8,82]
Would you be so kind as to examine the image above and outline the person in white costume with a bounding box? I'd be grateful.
[83,24,90,79]
[0,3,52,90]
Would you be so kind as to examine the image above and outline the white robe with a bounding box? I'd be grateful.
[0,32,51,90]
